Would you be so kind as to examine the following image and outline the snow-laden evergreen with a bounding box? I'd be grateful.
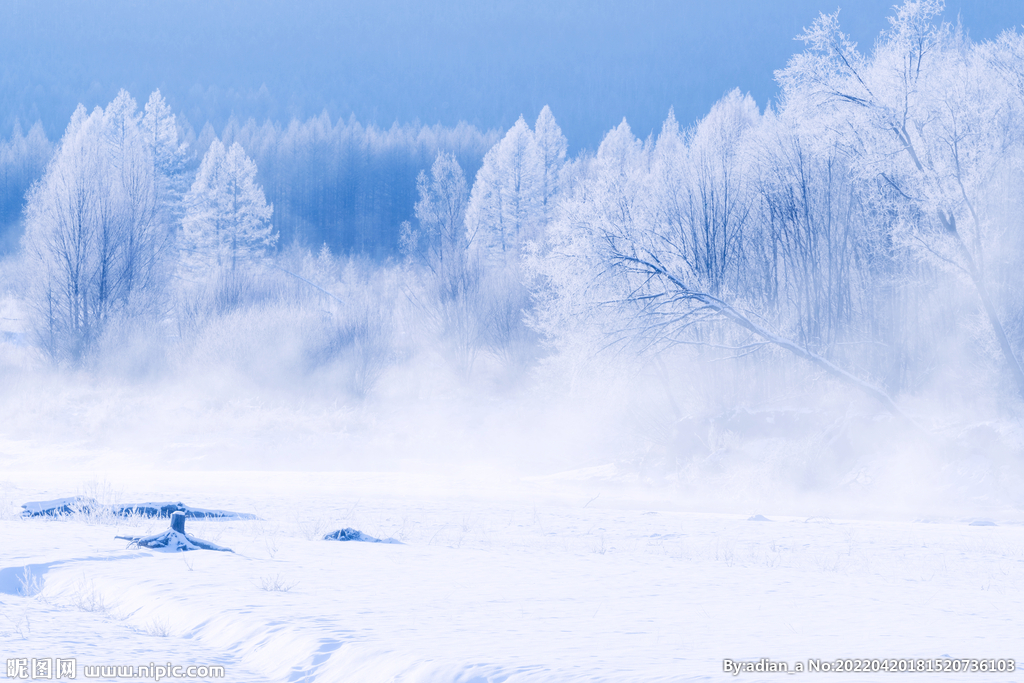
[180,139,276,276]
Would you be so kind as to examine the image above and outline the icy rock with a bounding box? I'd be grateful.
[968,520,997,526]
[323,528,401,544]
[747,514,772,522]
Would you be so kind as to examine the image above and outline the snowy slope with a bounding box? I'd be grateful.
[1,471,1022,682]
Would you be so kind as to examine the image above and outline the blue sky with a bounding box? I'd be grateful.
[0,0,1019,148]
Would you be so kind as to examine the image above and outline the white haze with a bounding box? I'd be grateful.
[1,244,1020,520]
[0,0,1022,519]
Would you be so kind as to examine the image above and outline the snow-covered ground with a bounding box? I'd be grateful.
[1,471,1022,682]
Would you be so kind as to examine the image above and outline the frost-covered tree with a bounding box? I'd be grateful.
[180,139,276,275]
[532,105,568,226]
[531,1,1024,413]
[0,120,51,252]
[22,91,166,362]
[141,90,190,228]
[683,90,758,297]
[465,111,570,365]
[414,151,469,278]
[466,116,541,266]
[536,106,909,411]
[408,151,484,373]
[776,0,1024,399]
[528,118,649,381]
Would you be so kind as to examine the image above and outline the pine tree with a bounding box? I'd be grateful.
[180,139,276,275]
[532,106,567,227]
[141,90,190,227]
[465,115,541,266]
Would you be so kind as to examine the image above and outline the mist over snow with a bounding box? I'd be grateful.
[2,2,1024,681]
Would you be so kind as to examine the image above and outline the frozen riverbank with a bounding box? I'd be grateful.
[1,471,1021,682]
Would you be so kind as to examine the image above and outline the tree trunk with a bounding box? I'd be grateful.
[170,511,186,534]
[618,253,911,420]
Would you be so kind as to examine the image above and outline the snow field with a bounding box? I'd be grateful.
[1,471,1022,682]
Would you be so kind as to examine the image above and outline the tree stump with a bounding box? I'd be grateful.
[115,510,232,552]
